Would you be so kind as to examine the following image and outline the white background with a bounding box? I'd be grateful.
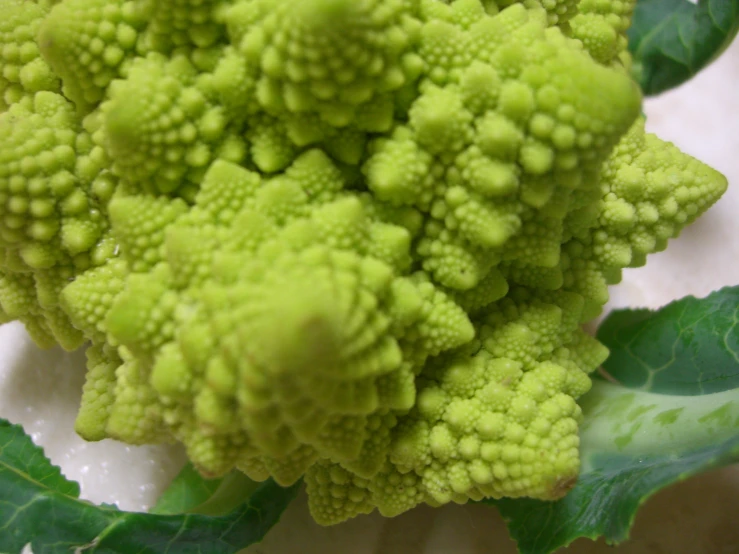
[1,40,738,554]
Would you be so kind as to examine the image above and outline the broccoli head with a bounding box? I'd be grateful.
[0,0,728,525]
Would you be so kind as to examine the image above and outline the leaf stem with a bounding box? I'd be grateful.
[578,381,739,471]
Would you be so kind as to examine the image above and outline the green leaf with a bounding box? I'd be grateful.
[628,0,739,95]
[151,463,225,515]
[153,463,263,517]
[0,419,300,554]
[597,285,739,394]
[483,286,739,554]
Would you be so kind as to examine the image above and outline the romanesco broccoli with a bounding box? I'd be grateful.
[0,0,728,525]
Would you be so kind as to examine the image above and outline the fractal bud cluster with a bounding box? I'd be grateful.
[0,0,727,525]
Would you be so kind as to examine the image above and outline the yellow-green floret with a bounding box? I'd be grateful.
[0,0,729,526]
[0,91,114,348]
[63,151,475,482]
[0,0,60,110]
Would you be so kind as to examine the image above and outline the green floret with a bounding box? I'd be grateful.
[590,117,728,269]
[207,0,427,170]
[225,0,424,127]
[429,0,579,26]
[33,0,62,8]
[60,257,127,344]
[136,0,230,54]
[568,0,636,67]
[100,53,245,196]
[108,195,189,272]
[74,341,122,440]
[0,0,60,111]
[63,152,474,481]
[37,0,144,111]
[306,287,606,524]
[0,92,114,348]
[483,0,636,68]
[503,117,728,319]
[364,4,641,291]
